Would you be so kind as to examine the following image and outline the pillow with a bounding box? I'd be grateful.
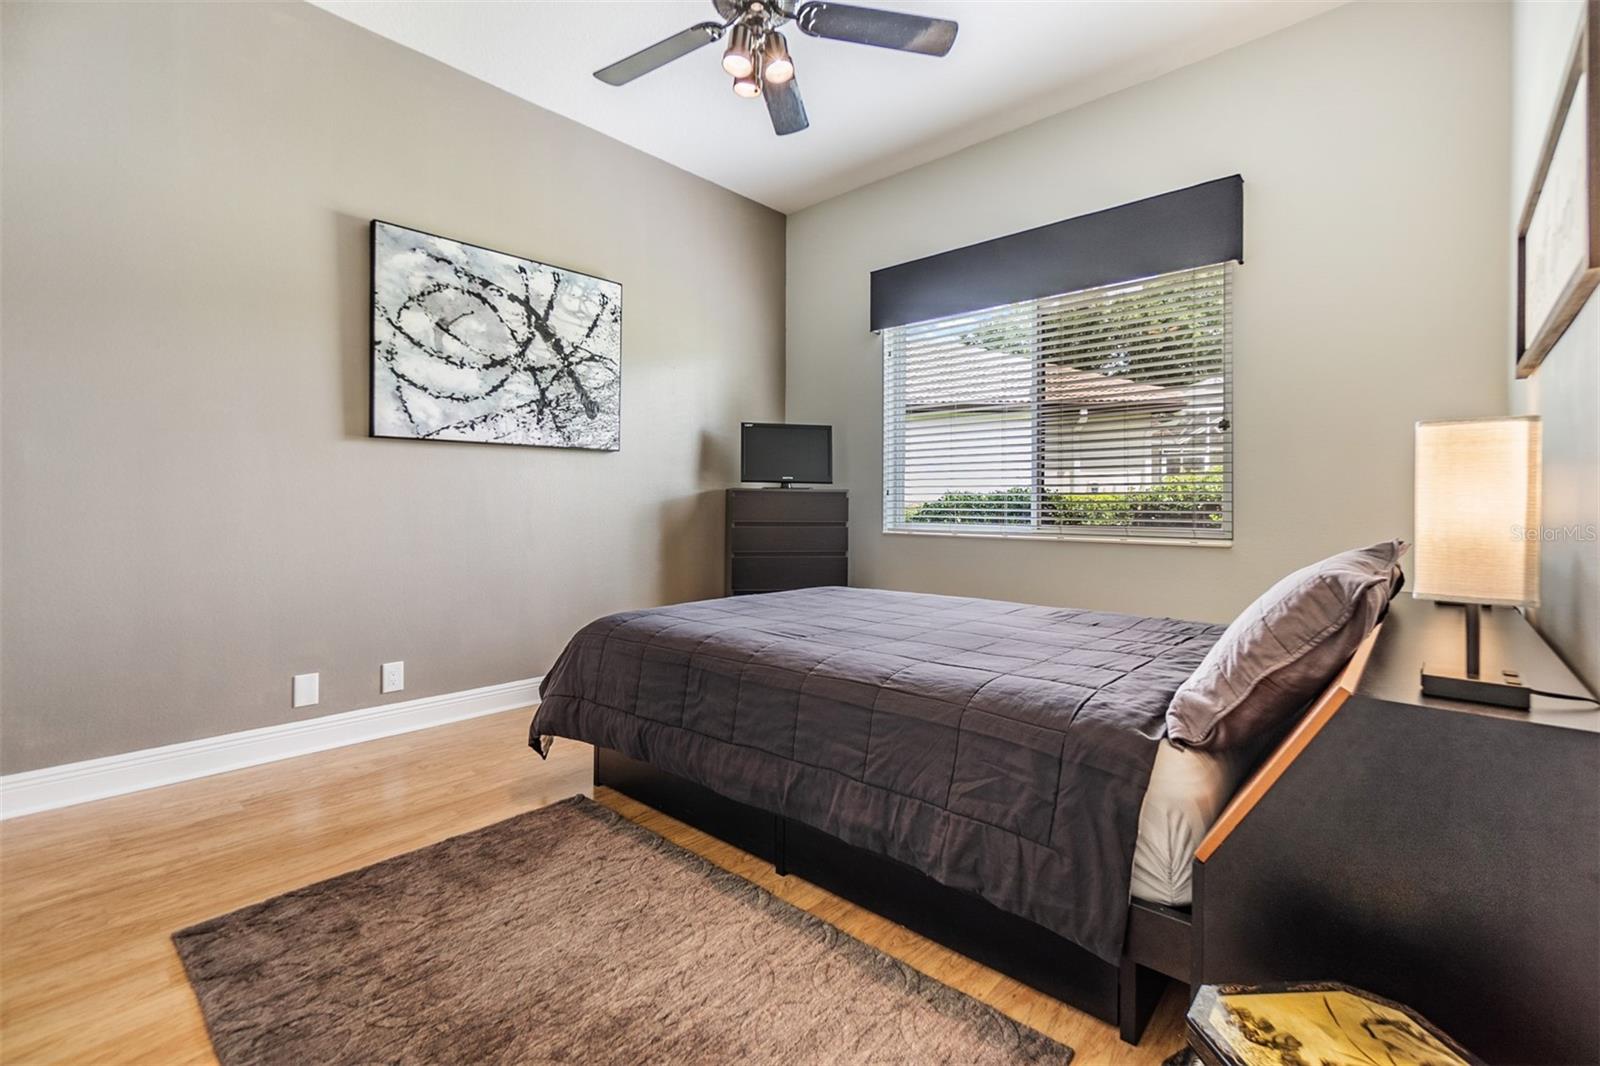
[1166,539,1407,751]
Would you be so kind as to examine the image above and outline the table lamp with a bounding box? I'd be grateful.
[1414,416,1541,709]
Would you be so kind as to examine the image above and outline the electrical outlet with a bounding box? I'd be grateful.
[381,661,404,694]
[292,672,320,708]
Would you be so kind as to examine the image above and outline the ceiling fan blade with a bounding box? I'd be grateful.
[794,2,957,56]
[594,22,723,86]
[764,75,810,136]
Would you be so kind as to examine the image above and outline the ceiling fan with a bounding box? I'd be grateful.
[593,1,959,136]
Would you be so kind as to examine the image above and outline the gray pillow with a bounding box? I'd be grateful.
[1167,540,1407,751]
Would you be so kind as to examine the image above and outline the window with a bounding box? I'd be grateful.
[882,263,1232,543]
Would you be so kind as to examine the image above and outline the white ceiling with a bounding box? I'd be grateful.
[314,0,1342,214]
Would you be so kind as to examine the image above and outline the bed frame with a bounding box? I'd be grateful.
[593,629,1382,1045]
[597,745,1186,1040]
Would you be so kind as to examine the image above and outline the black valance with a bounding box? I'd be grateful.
[869,175,1243,332]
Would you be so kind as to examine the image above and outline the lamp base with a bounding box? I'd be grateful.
[1420,664,1531,710]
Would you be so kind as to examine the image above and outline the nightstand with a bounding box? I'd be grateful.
[1192,595,1598,1065]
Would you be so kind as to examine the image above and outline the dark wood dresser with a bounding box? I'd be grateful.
[1194,595,1598,1065]
[725,489,848,596]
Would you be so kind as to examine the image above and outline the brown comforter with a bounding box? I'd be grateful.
[530,586,1223,962]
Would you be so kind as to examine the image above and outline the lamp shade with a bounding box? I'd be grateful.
[1414,416,1541,607]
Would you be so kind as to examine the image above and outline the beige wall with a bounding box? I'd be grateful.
[785,1,1510,625]
[1509,0,1599,693]
[0,2,786,773]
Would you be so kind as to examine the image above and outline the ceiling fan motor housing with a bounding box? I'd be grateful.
[714,0,792,29]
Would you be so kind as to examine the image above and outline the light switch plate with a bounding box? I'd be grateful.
[292,672,320,708]
[381,661,404,694]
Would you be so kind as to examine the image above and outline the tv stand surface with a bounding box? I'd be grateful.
[725,488,848,596]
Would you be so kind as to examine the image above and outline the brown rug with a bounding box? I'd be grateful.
[174,796,1074,1065]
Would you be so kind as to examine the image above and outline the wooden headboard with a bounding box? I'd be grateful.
[1194,623,1384,863]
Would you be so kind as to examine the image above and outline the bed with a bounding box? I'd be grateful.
[528,585,1260,1033]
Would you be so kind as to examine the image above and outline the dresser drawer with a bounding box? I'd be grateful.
[728,490,848,524]
[731,555,848,592]
[731,524,848,555]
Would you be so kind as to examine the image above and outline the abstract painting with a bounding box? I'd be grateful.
[371,221,621,449]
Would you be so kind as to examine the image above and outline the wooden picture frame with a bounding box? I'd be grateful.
[1517,0,1600,378]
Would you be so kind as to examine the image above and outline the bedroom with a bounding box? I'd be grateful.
[1,1,1596,1064]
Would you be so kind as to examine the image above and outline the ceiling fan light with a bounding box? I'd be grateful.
[761,32,794,84]
[732,73,761,98]
[722,24,755,78]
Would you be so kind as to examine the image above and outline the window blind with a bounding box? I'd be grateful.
[882,263,1233,543]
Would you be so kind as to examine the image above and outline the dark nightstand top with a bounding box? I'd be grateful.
[1357,594,1598,734]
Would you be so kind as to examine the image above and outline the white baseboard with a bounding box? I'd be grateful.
[0,676,543,820]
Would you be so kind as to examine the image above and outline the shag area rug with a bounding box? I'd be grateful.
[174,796,1074,1065]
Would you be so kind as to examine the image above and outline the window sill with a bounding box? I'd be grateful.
[881,527,1232,548]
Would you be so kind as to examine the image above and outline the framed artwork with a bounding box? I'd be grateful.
[1517,0,1600,378]
[370,220,622,449]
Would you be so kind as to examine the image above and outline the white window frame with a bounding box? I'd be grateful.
[881,264,1234,547]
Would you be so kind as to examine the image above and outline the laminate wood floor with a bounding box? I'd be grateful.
[0,708,1185,1064]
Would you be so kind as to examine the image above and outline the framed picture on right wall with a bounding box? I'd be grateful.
[1518,0,1600,378]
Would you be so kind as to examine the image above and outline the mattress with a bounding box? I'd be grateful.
[1130,738,1254,906]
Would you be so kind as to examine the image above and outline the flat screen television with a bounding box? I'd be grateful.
[740,422,832,486]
